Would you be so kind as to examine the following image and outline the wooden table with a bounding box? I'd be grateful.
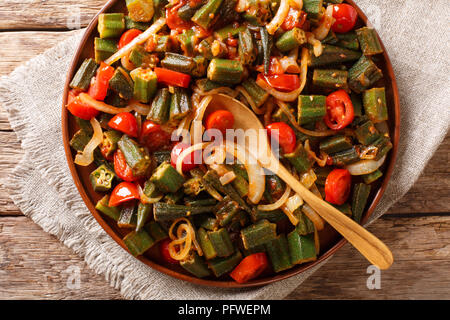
[0,1,448,300]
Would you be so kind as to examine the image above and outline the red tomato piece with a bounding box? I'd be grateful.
[118,29,143,49]
[324,90,355,130]
[108,112,139,138]
[166,0,193,32]
[230,253,269,283]
[108,182,140,207]
[331,4,358,33]
[154,67,191,88]
[281,8,308,31]
[66,91,99,120]
[114,149,139,182]
[266,122,297,154]
[88,62,115,101]
[140,120,171,152]
[159,238,179,264]
[204,110,235,136]
[170,142,201,172]
[258,73,301,92]
[325,169,352,205]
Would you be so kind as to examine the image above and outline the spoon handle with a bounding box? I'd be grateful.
[275,164,393,270]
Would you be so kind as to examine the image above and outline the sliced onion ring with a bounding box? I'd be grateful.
[176,142,210,175]
[266,0,290,34]
[78,93,150,115]
[74,117,102,166]
[346,155,387,176]
[258,185,291,211]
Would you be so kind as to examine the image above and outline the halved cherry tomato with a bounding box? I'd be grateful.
[257,73,300,92]
[154,67,191,88]
[205,110,235,136]
[109,182,140,207]
[159,238,179,264]
[140,120,171,152]
[266,122,297,154]
[325,169,352,205]
[66,90,99,120]
[230,253,269,283]
[324,90,355,130]
[281,8,308,31]
[118,29,143,49]
[331,4,358,33]
[170,142,201,172]
[108,112,139,137]
[88,62,115,101]
[166,0,193,32]
[114,149,138,182]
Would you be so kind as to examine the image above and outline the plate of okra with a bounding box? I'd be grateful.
[62,0,399,287]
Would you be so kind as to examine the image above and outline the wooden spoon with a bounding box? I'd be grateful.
[208,94,393,270]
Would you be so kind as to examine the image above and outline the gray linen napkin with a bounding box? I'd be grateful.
[0,0,448,299]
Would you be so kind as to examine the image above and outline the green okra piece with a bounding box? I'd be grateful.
[161,53,204,76]
[363,87,388,123]
[176,29,196,56]
[348,55,383,93]
[125,15,152,31]
[183,177,205,196]
[363,169,383,184]
[207,250,243,277]
[178,1,203,21]
[100,130,122,159]
[185,198,217,207]
[231,174,249,198]
[143,180,163,199]
[129,45,154,68]
[98,13,125,38]
[352,183,371,223]
[284,143,315,174]
[275,27,307,52]
[70,130,91,152]
[309,44,361,67]
[312,69,348,91]
[242,0,272,25]
[94,38,118,63]
[144,221,168,243]
[319,135,354,154]
[303,0,323,20]
[214,196,241,227]
[130,68,157,103]
[240,219,277,250]
[95,195,121,221]
[198,227,218,260]
[371,135,393,160]
[328,146,361,166]
[153,202,214,221]
[332,203,352,216]
[260,26,272,75]
[169,87,192,121]
[314,167,332,186]
[89,164,115,192]
[336,31,360,51]
[152,0,168,22]
[136,203,152,232]
[355,120,380,145]
[117,134,152,177]
[126,0,155,22]
[118,204,138,228]
[104,92,128,108]
[251,208,286,223]
[123,229,155,256]
[109,67,134,100]
[194,214,219,231]
[214,24,247,41]
[265,234,293,273]
[356,27,383,56]
[180,252,212,278]
[294,211,315,235]
[207,228,235,257]
[191,0,224,30]
[288,231,317,265]
[350,92,363,117]
[147,88,171,124]
[241,78,269,108]
[153,35,171,52]
[238,28,256,65]
[164,189,184,204]
[322,30,338,45]
[70,58,98,91]
[198,37,214,60]
[207,58,244,85]
[195,78,228,92]
[150,162,186,193]
[242,244,266,257]
[297,95,327,125]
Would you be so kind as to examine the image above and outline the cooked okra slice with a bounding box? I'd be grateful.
[89,164,115,192]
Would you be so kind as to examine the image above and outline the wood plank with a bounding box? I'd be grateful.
[0,0,106,30]
[0,215,448,299]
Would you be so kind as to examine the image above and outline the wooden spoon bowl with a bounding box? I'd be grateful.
[61,0,400,287]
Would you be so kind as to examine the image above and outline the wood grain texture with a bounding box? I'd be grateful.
[0,21,448,299]
[0,0,106,30]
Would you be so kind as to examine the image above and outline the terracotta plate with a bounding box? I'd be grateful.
[62,0,400,288]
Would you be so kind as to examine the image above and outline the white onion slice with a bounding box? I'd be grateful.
[312,5,335,41]
[288,0,303,10]
[219,171,236,185]
[105,18,166,65]
[137,185,163,204]
[266,0,290,35]
[258,185,291,211]
[302,203,325,230]
[176,142,209,175]
[285,193,304,213]
[346,155,387,176]
[74,117,102,166]
[78,93,150,115]
[306,32,323,57]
